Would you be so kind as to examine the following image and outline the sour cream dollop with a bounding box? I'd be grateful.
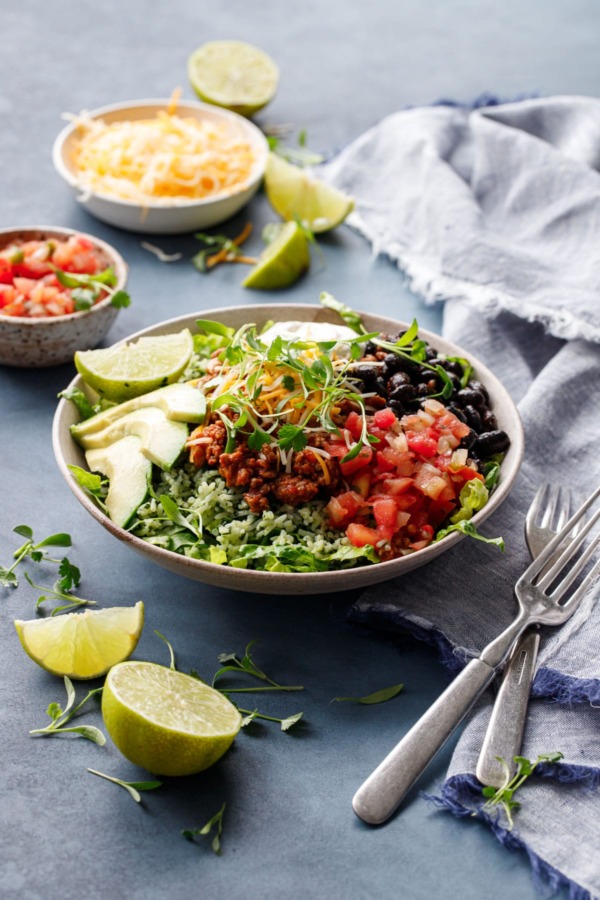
[259,320,359,355]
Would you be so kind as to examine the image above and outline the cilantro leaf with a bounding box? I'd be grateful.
[277,424,307,452]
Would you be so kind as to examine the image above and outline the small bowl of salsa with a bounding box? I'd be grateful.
[0,226,128,368]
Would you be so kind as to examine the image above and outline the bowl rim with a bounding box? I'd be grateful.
[0,225,128,326]
[52,303,525,588]
[52,98,270,210]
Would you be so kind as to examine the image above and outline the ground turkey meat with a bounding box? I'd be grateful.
[188,422,341,512]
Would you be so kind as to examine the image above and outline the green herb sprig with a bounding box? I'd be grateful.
[481,752,564,829]
[264,124,325,166]
[1,525,72,588]
[212,640,304,693]
[182,802,226,855]
[53,266,131,310]
[25,562,98,616]
[87,768,162,803]
[239,708,303,731]
[30,677,105,744]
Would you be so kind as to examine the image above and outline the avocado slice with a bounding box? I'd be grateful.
[71,383,206,442]
[86,436,151,529]
[77,407,188,470]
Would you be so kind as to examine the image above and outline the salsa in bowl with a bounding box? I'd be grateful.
[0,226,128,368]
[53,301,524,594]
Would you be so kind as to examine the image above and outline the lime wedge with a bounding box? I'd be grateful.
[102,662,242,776]
[188,40,279,117]
[264,153,354,233]
[15,602,144,680]
[242,221,310,290]
[74,330,194,403]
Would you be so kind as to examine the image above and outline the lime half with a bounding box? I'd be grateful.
[264,153,355,233]
[188,40,279,117]
[15,602,144,680]
[242,221,310,290]
[74,330,194,403]
[102,662,242,776]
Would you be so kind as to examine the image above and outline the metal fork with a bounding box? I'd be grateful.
[476,484,578,787]
[352,485,600,825]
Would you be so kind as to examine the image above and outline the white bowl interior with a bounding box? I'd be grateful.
[53,305,524,594]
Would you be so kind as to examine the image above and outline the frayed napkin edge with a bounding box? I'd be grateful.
[424,771,599,900]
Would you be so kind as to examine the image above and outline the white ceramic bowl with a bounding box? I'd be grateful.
[0,226,128,368]
[53,304,524,594]
[52,99,269,234]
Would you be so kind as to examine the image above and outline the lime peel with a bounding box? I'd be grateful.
[242,221,310,290]
[102,662,242,776]
[264,153,354,233]
[15,601,144,680]
[188,40,279,117]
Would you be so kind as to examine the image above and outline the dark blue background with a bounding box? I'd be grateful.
[2,2,598,897]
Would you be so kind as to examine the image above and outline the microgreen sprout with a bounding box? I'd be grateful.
[30,677,105,744]
[238,708,304,732]
[67,466,108,511]
[155,630,177,670]
[182,802,227,855]
[1,525,72,588]
[480,752,564,829]
[212,640,304,693]
[264,124,325,166]
[87,769,162,803]
[331,683,404,704]
[25,563,98,616]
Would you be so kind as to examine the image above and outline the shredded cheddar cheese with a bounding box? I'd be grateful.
[67,109,256,204]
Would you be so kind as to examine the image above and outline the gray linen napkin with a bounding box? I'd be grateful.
[321,97,600,898]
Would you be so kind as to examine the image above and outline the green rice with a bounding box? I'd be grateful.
[131,463,377,572]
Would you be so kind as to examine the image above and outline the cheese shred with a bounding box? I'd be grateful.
[67,109,257,204]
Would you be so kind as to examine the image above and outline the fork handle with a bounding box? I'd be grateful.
[476,629,540,787]
[352,658,495,825]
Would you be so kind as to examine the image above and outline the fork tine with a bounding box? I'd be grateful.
[557,553,600,611]
[540,484,560,530]
[537,506,600,593]
[555,487,571,531]
[526,484,547,532]
[551,531,600,603]
[519,485,600,584]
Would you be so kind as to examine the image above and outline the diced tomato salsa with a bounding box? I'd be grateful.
[0,235,109,318]
[324,398,484,560]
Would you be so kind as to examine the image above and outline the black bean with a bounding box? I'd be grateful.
[364,341,378,356]
[474,430,511,457]
[468,379,490,404]
[463,404,483,432]
[460,428,478,450]
[457,387,487,410]
[416,382,432,397]
[352,365,378,383]
[446,404,467,423]
[443,360,464,377]
[389,399,405,416]
[382,353,402,377]
[374,376,388,396]
[390,383,417,404]
[389,371,411,390]
[425,347,439,360]
[481,410,498,431]
[446,372,462,391]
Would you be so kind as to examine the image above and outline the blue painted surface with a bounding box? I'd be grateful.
[2,2,599,897]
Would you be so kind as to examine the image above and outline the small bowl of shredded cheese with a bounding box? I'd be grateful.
[52,97,269,234]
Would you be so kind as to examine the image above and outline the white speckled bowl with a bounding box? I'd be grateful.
[52,99,269,234]
[0,226,127,368]
[53,304,524,594]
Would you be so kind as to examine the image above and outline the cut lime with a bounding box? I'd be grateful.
[242,221,309,290]
[102,662,242,776]
[188,40,279,117]
[74,330,194,403]
[15,602,144,680]
[264,153,354,233]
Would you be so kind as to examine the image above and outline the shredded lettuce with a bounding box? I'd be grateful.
[450,479,489,524]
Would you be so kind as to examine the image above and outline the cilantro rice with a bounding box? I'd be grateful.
[131,464,378,572]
